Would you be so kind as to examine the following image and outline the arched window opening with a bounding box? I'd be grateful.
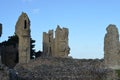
[24,20,27,29]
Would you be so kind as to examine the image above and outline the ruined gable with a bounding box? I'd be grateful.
[15,12,31,63]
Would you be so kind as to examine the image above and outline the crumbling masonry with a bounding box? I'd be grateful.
[15,12,31,63]
[0,23,2,37]
[1,12,120,71]
[43,25,70,58]
[104,24,120,69]
[0,23,2,65]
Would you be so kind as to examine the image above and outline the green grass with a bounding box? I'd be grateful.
[115,69,120,78]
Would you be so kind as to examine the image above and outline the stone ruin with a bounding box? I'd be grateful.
[0,12,120,80]
[104,24,120,69]
[0,23,2,65]
[0,23,2,37]
[43,25,70,58]
[1,45,18,68]
[0,12,120,70]
[0,12,70,67]
[15,12,31,64]
[43,30,54,57]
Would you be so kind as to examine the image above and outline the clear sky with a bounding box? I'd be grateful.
[0,0,120,59]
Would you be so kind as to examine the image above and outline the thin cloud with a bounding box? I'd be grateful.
[32,9,40,14]
[22,0,33,2]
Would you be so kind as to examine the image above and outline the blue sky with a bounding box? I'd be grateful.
[0,0,120,59]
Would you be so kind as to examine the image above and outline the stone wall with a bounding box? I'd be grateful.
[1,45,18,68]
[15,57,117,80]
[0,23,2,65]
[0,67,9,80]
[43,30,54,57]
[54,25,70,57]
[43,25,70,58]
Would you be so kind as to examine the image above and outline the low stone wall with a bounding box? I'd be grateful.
[14,57,117,80]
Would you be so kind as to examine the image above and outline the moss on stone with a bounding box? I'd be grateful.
[115,69,120,78]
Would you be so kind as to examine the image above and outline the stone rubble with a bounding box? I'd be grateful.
[15,57,117,80]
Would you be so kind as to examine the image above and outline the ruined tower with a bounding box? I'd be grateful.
[43,30,54,56]
[15,12,31,63]
[54,25,70,57]
[104,24,120,69]
[43,25,70,58]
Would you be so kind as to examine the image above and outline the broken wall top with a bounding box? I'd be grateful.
[0,23,2,37]
[15,12,31,36]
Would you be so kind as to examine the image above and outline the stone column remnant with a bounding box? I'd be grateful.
[15,12,31,63]
[43,30,54,56]
[0,23,2,65]
[104,24,120,69]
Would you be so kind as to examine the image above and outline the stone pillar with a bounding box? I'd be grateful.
[48,30,54,56]
[43,32,48,56]
[0,23,2,65]
[43,30,54,57]
[104,24,120,69]
[15,12,31,63]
